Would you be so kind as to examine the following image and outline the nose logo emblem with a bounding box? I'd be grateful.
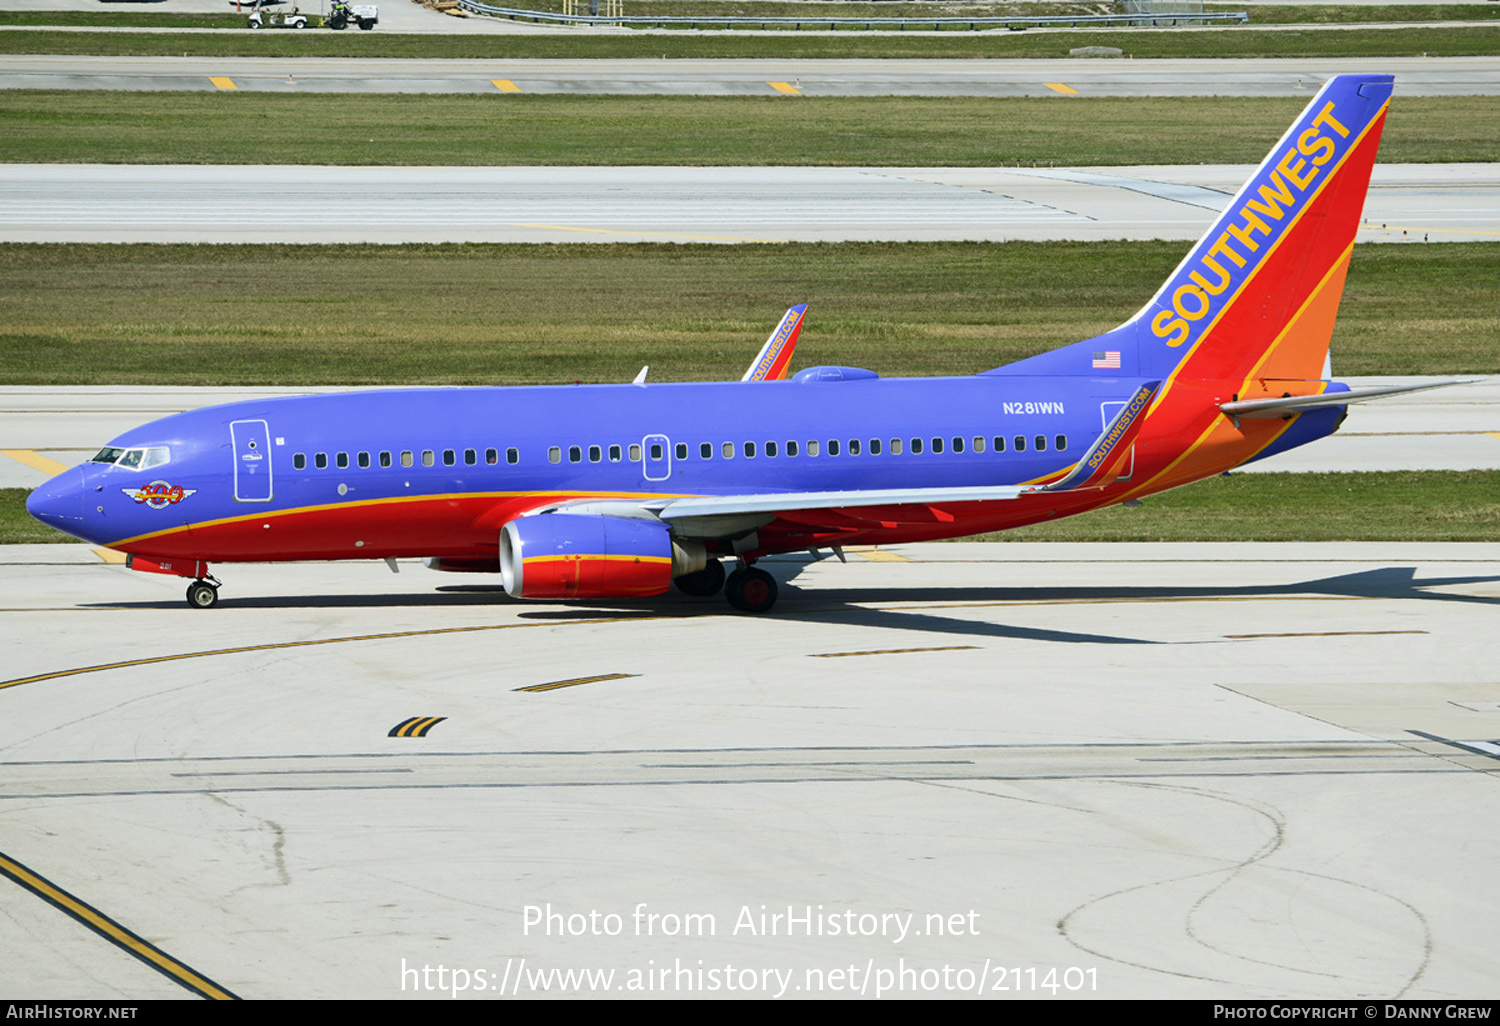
[121,480,197,509]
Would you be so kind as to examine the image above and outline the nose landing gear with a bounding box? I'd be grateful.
[186,577,221,609]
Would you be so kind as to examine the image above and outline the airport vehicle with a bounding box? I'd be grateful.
[326,0,378,29]
[28,74,1452,613]
[247,7,310,27]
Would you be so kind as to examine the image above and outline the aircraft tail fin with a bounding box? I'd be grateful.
[986,74,1393,386]
[743,305,807,382]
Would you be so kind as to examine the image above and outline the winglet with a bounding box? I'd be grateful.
[1036,380,1159,493]
[742,305,807,382]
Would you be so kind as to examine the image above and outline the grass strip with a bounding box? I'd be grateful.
[2,94,1496,166]
[4,4,1498,27]
[6,471,1498,543]
[1,241,1495,387]
[0,25,1496,58]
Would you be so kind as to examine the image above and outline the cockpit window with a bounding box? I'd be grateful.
[89,446,169,470]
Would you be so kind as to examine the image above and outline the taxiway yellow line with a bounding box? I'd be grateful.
[767,81,802,95]
[0,619,659,693]
[0,850,239,1000]
[1,449,71,476]
[1488,432,1500,442]
[92,548,128,565]
[1043,82,1079,95]
[847,546,912,563]
[515,672,638,693]
[492,79,522,93]
[209,76,237,91]
[814,645,978,658]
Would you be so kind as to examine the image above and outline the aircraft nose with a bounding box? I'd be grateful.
[26,468,86,538]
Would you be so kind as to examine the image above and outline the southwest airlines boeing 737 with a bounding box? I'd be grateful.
[27,74,1452,612]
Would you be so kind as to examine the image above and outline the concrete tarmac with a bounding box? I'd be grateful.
[1,540,1498,998]
[4,163,1498,244]
[3,54,1499,95]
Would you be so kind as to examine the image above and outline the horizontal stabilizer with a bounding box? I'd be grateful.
[1220,379,1479,419]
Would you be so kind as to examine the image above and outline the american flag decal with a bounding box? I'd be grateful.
[1092,351,1121,369]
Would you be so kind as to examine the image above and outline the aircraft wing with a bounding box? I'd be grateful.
[742,305,807,382]
[652,380,1159,537]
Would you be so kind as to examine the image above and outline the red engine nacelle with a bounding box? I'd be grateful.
[499,514,705,600]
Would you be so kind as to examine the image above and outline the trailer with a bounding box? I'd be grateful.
[246,6,310,26]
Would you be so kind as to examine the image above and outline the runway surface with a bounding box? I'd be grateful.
[2,378,1495,491]
[4,55,1499,95]
[2,539,1498,998]
[4,162,1498,244]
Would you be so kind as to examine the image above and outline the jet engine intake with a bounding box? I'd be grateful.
[500,514,705,600]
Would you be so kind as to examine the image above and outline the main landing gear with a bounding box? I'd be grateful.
[725,565,778,614]
[673,558,779,613]
[186,577,221,609]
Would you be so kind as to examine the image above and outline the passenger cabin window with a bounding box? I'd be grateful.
[591,445,604,463]
[1056,435,1068,451]
[549,447,561,464]
[765,441,778,458]
[993,436,1006,453]
[701,442,713,460]
[464,449,477,466]
[1034,435,1047,452]
[952,437,964,454]
[486,449,499,465]
[649,442,663,461]
[380,451,393,468]
[870,438,882,455]
[721,442,733,459]
[400,451,414,468]
[910,438,922,455]
[786,440,799,457]
[442,449,455,466]
[422,450,435,467]
[744,441,756,458]
[827,440,840,457]
[807,440,820,457]
[337,452,350,469]
[675,443,687,461]
[608,445,621,463]
[629,444,642,461]
[1013,436,1026,452]
[932,437,944,454]
[569,446,582,463]
[314,453,328,469]
[973,436,985,453]
[293,453,306,470]
[849,439,861,456]
[358,451,371,468]
[507,448,519,464]
[890,438,903,455]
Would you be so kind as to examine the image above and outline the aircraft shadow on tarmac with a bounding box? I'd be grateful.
[88,566,1500,647]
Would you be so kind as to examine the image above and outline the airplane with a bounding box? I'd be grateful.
[26,73,1459,613]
